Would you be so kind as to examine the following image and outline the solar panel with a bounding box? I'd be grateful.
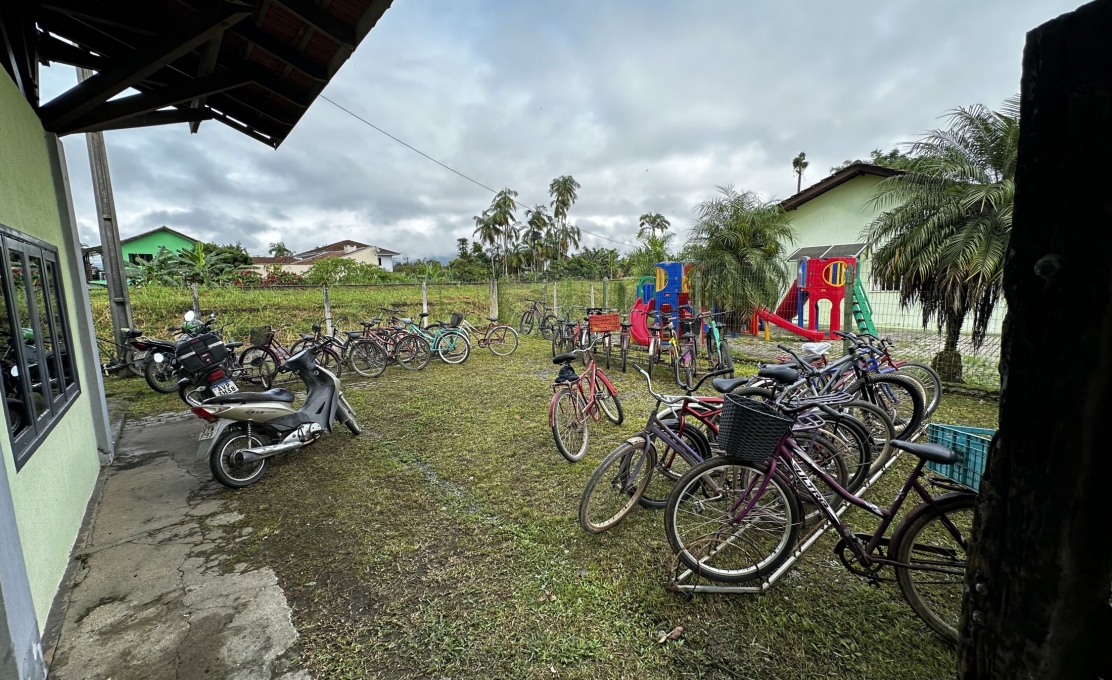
[786,246,831,261]
[823,243,868,258]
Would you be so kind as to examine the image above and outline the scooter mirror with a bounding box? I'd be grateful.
[184,310,196,322]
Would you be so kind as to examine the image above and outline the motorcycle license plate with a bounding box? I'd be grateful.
[211,380,239,397]
[198,424,216,441]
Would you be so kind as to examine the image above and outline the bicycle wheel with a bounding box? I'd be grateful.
[551,388,589,462]
[665,456,802,583]
[839,400,898,474]
[594,378,623,425]
[551,331,564,357]
[519,311,535,335]
[540,314,558,340]
[849,374,924,439]
[238,346,278,386]
[720,340,734,376]
[348,339,387,378]
[818,413,874,494]
[486,326,519,356]
[578,439,655,534]
[317,346,343,377]
[894,493,976,644]
[706,336,721,372]
[602,335,611,370]
[639,420,712,510]
[896,362,942,417]
[395,334,431,371]
[682,352,695,390]
[793,431,850,526]
[144,356,178,393]
[434,331,471,364]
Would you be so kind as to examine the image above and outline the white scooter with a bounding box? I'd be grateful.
[191,344,360,488]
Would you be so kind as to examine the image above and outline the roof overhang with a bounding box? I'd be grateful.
[0,0,393,147]
[780,163,903,211]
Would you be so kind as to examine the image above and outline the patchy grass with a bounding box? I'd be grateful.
[129,337,996,680]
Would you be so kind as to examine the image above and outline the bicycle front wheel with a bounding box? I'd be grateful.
[894,493,976,644]
[238,346,278,386]
[849,374,924,439]
[519,311,535,335]
[485,326,519,356]
[552,388,589,462]
[896,362,942,417]
[540,314,558,340]
[348,339,387,378]
[395,335,432,370]
[434,331,471,364]
[594,378,623,425]
[665,456,802,583]
[578,439,655,534]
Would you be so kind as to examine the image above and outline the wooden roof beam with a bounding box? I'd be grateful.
[38,0,251,131]
[76,108,214,133]
[273,0,355,48]
[37,31,110,70]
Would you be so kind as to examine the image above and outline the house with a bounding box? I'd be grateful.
[0,0,393,675]
[252,240,401,274]
[83,226,201,278]
[780,163,1004,333]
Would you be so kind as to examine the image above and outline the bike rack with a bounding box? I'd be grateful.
[666,424,923,595]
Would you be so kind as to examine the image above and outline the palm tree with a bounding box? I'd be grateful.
[548,175,580,260]
[686,186,796,315]
[637,212,671,240]
[127,246,177,286]
[485,188,518,277]
[625,232,676,277]
[792,152,809,193]
[268,241,292,257]
[472,210,500,277]
[864,97,1018,382]
[524,204,551,274]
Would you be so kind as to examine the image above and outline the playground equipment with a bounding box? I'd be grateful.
[751,256,876,341]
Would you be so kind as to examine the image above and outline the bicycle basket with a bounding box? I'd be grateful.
[449,312,464,328]
[716,393,794,462]
[249,326,274,346]
[588,312,620,333]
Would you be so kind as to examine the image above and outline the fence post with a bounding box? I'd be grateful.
[602,278,609,309]
[421,278,429,328]
[322,285,333,336]
[842,265,856,355]
[590,284,596,308]
[489,278,499,321]
[190,283,200,317]
[553,281,558,318]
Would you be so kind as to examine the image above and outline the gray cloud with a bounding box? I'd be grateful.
[41,0,1079,260]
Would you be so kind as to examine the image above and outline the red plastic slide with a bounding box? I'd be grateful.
[756,308,826,341]
[774,282,800,321]
[629,299,652,347]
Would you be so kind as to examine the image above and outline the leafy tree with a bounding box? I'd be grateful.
[472,211,500,277]
[126,246,177,286]
[268,241,293,257]
[304,258,392,285]
[622,232,676,278]
[686,186,795,315]
[792,152,809,193]
[207,242,253,269]
[479,188,519,277]
[830,148,918,174]
[864,96,1018,381]
[637,212,671,241]
[548,175,581,259]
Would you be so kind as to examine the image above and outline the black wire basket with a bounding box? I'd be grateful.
[716,393,794,462]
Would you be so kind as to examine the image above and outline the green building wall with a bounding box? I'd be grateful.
[122,228,197,264]
[0,73,102,629]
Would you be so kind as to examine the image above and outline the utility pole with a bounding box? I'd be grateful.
[79,68,133,349]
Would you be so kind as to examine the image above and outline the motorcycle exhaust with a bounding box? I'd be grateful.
[232,439,302,465]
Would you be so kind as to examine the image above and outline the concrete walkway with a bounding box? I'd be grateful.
[43,411,309,680]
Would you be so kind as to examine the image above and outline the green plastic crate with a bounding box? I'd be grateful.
[925,424,994,490]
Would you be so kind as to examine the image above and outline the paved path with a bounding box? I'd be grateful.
[45,411,309,680]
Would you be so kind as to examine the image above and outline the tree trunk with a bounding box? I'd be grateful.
[933,309,966,382]
[957,3,1112,677]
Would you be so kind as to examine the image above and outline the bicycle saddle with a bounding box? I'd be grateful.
[681,332,695,340]
[399,318,413,325]
[419,312,430,317]
[299,333,314,341]
[124,328,144,338]
[552,353,576,364]
[226,341,244,350]
[346,331,363,339]
[648,323,661,332]
[757,365,799,383]
[712,377,748,393]
[487,316,499,323]
[890,440,958,464]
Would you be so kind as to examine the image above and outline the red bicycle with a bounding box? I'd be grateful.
[549,345,624,462]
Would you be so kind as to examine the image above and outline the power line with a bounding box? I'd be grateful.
[318,95,634,249]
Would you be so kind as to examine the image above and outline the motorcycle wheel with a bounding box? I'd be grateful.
[144,357,179,393]
[209,426,270,489]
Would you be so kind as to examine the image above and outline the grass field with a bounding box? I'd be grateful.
[103,335,997,680]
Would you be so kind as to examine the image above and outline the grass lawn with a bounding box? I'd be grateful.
[104,337,997,679]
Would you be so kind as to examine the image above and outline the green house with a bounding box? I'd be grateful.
[118,226,199,265]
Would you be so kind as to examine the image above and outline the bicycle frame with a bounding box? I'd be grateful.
[548,359,618,426]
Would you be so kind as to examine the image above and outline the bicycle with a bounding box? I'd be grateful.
[405,312,471,364]
[289,319,388,378]
[240,324,342,385]
[667,306,700,389]
[549,344,624,463]
[457,313,519,356]
[519,298,558,339]
[701,311,734,376]
[836,330,942,417]
[663,390,974,643]
[363,311,432,371]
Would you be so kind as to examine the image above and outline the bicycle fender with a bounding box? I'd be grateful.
[625,435,645,446]
[887,491,976,555]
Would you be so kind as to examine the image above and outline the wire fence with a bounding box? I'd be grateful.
[90,273,1002,389]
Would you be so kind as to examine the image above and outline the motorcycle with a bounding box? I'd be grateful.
[149,311,244,405]
[191,344,360,488]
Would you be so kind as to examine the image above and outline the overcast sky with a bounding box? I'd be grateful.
[39,0,1079,261]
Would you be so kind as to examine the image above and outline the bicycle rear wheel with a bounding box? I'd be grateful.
[896,362,942,417]
[434,331,471,364]
[578,439,655,534]
[849,374,924,439]
[395,334,431,370]
[239,346,278,386]
[894,493,976,644]
[665,456,802,583]
[552,389,589,462]
[639,420,711,510]
[594,378,623,425]
[540,314,558,341]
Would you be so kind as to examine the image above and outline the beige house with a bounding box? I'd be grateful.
[252,240,400,274]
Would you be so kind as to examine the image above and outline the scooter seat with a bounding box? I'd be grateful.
[204,388,296,405]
